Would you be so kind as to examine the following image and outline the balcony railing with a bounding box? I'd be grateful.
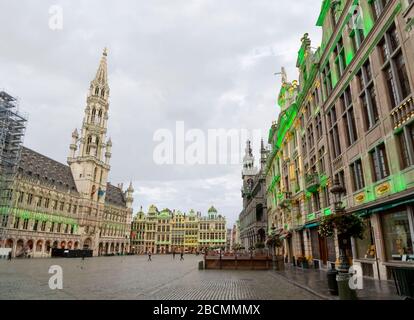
[305,173,320,192]
[278,192,292,209]
[391,96,414,130]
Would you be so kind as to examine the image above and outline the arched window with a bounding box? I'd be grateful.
[95,137,100,156]
[95,87,99,95]
[97,109,102,125]
[86,135,92,154]
[94,167,98,181]
[91,108,96,124]
[101,89,105,98]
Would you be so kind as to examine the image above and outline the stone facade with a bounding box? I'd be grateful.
[239,140,268,250]
[131,206,226,254]
[0,49,133,257]
[266,0,414,279]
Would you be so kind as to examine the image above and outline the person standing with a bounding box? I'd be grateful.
[172,251,176,259]
[148,251,152,261]
[7,251,12,261]
[180,251,184,261]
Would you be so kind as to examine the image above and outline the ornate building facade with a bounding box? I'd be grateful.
[239,140,268,250]
[266,0,414,280]
[130,206,226,254]
[0,49,134,257]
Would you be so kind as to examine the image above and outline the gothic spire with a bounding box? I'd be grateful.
[89,48,110,100]
[94,48,108,85]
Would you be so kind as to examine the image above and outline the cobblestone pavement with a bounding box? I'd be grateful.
[0,255,320,300]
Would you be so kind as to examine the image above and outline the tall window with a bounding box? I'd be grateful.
[14,217,20,229]
[302,135,307,155]
[341,85,358,146]
[328,105,342,159]
[323,186,331,207]
[318,146,325,173]
[334,37,347,78]
[322,64,333,98]
[27,193,33,205]
[315,113,323,140]
[313,193,321,212]
[370,143,390,182]
[2,215,8,227]
[350,159,365,191]
[357,60,379,130]
[396,122,414,169]
[307,124,315,149]
[370,0,391,21]
[294,158,300,191]
[313,87,320,107]
[18,191,24,203]
[379,23,411,109]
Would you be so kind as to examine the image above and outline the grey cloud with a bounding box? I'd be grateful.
[0,0,321,226]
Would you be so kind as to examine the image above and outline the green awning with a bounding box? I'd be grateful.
[369,198,414,214]
[356,209,370,217]
[304,222,319,229]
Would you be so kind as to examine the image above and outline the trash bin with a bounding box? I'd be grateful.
[198,260,204,270]
[327,269,339,296]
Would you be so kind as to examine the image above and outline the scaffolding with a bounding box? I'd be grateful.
[0,91,27,243]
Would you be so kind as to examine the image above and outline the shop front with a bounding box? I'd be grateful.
[353,201,414,280]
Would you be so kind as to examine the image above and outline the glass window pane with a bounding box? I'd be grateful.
[355,219,375,259]
[382,210,414,261]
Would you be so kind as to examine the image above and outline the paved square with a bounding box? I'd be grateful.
[0,255,320,300]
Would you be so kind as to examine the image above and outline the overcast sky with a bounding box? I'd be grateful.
[0,0,321,227]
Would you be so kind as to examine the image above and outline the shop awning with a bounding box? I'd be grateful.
[304,222,319,229]
[368,198,414,214]
[356,209,370,217]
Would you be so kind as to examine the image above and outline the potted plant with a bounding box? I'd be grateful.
[319,213,365,272]
[266,233,284,270]
[319,213,365,240]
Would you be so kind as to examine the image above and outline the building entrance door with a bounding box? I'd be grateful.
[318,236,328,266]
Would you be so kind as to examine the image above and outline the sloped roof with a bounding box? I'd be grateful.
[105,183,127,207]
[18,147,127,208]
[18,147,78,194]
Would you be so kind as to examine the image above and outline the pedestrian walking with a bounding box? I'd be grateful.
[172,251,176,259]
[180,252,184,261]
[148,251,152,261]
[7,251,12,261]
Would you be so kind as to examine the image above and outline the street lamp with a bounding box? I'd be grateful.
[270,223,277,270]
[331,178,346,212]
[330,177,356,300]
[330,178,349,272]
